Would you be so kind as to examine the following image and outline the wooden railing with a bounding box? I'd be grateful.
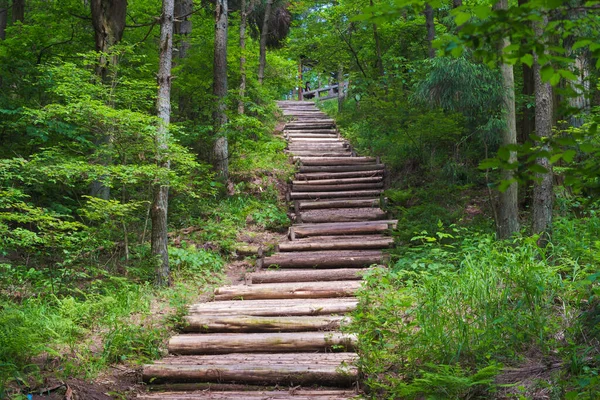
[301,82,348,101]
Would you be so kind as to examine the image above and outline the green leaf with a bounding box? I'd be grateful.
[520,54,534,67]
[549,153,563,164]
[530,164,549,174]
[479,159,500,169]
[572,39,592,51]
[558,69,577,81]
[549,73,560,86]
[540,65,554,82]
[562,149,576,162]
[473,5,491,19]
[454,12,470,26]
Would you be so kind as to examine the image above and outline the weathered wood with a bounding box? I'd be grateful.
[297,198,381,210]
[290,221,396,238]
[298,164,385,173]
[289,189,383,200]
[214,281,360,300]
[286,123,335,130]
[250,268,369,283]
[188,298,358,316]
[291,182,384,192]
[139,390,358,399]
[263,250,384,268]
[288,151,352,158]
[182,315,348,333]
[168,332,357,354]
[297,156,377,166]
[295,170,384,180]
[293,176,382,185]
[143,363,357,386]
[298,208,386,223]
[279,236,392,250]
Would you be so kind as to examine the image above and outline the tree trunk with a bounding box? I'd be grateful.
[337,64,344,112]
[12,0,23,22]
[0,1,8,40]
[238,0,247,114]
[174,0,192,117]
[257,0,273,84]
[424,3,435,58]
[453,0,462,7]
[152,0,175,287]
[532,15,553,246]
[370,0,384,77]
[212,0,229,179]
[90,0,127,80]
[518,0,534,143]
[495,0,519,239]
[567,53,590,127]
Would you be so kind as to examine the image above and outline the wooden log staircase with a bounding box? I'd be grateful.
[140,101,395,399]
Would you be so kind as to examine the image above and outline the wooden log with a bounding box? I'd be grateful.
[297,198,381,210]
[287,151,352,158]
[293,177,382,185]
[298,208,387,223]
[298,164,385,173]
[286,124,336,130]
[136,390,357,400]
[289,138,343,143]
[143,362,357,386]
[284,129,338,134]
[290,222,395,238]
[295,170,384,180]
[297,156,376,166]
[213,281,361,300]
[279,236,392,251]
[168,332,357,354]
[289,190,383,200]
[263,250,384,268]
[182,315,348,333]
[188,298,358,316]
[291,182,383,192]
[154,353,357,366]
[250,268,369,283]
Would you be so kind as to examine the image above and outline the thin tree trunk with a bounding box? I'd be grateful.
[337,64,344,113]
[213,0,229,179]
[424,3,435,58]
[567,53,589,127]
[90,0,127,80]
[0,1,8,40]
[370,0,384,77]
[532,15,553,246]
[238,0,247,114]
[258,0,273,85]
[518,0,534,143]
[298,59,303,100]
[12,0,23,22]
[494,0,519,239]
[152,0,175,286]
[174,0,193,117]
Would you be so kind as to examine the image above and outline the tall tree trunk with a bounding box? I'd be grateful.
[495,0,519,239]
[90,0,127,80]
[337,64,344,113]
[518,0,534,143]
[152,0,175,286]
[12,0,23,22]
[453,0,462,6]
[424,3,435,58]
[567,53,589,127]
[0,1,8,40]
[257,0,273,85]
[174,0,192,117]
[213,0,228,179]
[532,15,553,246]
[370,0,384,77]
[298,59,303,100]
[238,0,247,114]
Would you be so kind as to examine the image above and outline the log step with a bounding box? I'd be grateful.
[293,177,382,185]
[263,250,385,268]
[182,315,348,333]
[143,353,358,386]
[138,390,359,399]
[213,280,361,301]
[250,268,369,284]
[295,170,384,180]
[289,190,383,200]
[289,221,396,238]
[279,236,393,251]
[292,182,383,192]
[297,208,386,223]
[297,198,381,210]
[188,298,358,316]
[288,151,353,158]
[168,332,357,355]
[298,164,385,173]
[296,157,377,166]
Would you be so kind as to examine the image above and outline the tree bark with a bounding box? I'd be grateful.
[188,298,357,316]
[337,64,344,112]
[174,0,192,117]
[532,15,553,246]
[257,0,273,84]
[0,1,8,40]
[250,268,368,284]
[213,281,361,301]
[90,0,127,80]
[213,0,229,179]
[182,315,347,333]
[495,0,519,239]
[370,0,384,77]
[424,3,435,58]
[238,0,247,114]
[152,0,175,287]
[12,0,23,22]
